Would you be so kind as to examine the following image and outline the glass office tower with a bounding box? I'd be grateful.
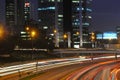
[72,0,92,48]
[38,0,63,47]
[38,0,92,48]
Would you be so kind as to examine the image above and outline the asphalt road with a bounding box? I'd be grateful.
[1,57,120,80]
[31,59,120,80]
[31,61,93,80]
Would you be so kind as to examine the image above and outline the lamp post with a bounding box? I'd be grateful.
[63,34,67,48]
[0,25,4,39]
[54,29,57,47]
[31,30,36,59]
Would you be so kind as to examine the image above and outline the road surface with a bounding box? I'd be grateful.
[31,59,120,80]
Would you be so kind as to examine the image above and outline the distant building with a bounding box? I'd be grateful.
[24,1,31,22]
[38,0,63,48]
[37,0,92,48]
[71,0,92,48]
[5,0,25,33]
[24,0,36,23]
[0,0,5,24]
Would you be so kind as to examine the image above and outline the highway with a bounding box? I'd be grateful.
[31,60,120,80]
[77,61,120,80]
[1,55,120,80]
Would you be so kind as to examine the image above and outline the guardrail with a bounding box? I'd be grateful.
[54,49,120,54]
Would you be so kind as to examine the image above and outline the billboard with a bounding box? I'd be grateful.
[96,32,117,39]
[103,32,117,39]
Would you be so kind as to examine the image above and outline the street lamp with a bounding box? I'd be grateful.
[31,30,36,38]
[31,30,36,59]
[63,34,67,48]
[0,26,4,39]
[53,29,60,48]
[26,27,30,31]
[63,34,67,39]
[76,31,79,35]
[31,30,36,49]
[54,29,57,47]
[54,29,57,33]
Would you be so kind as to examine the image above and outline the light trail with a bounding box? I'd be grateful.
[65,60,120,80]
[0,55,120,78]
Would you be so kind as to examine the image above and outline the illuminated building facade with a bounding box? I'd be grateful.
[71,0,92,48]
[38,0,92,48]
[24,1,30,22]
[38,0,63,47]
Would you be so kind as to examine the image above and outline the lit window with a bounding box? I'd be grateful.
[38,7,55,11]
[58,15,63,17]
[72,0,79,3]
[43,26,48,29]
[88,16,92,19]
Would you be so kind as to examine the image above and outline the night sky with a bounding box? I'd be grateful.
[92,0,120,32]
[1,0,120,32]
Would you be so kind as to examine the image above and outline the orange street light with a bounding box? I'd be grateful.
[26,27,30,31]
[54,29,57,33]
[31,30,36,38]
[63,34,67,39]
[91,36,95,40]
[76,32,79,35]
[91,32,95,35]
[0,26,4,39]
[63,34,68,48]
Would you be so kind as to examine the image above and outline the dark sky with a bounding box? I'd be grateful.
[1,0,120,32]
[92,0,120,32]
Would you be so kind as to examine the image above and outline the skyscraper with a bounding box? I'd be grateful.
[81,0,92,48]
[38,0,63,47]
[38,0,92,48]
[24,1,31,23]
[69,0,92,48]
[0,0,5,24]
[63,0,92,48]
[5,0,25,33]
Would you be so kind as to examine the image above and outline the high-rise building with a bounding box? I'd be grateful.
[38,0,92,48]
[0,0,5,24]
[63,0,92,48]
[38,0,63,47]
[5,0,25,33]
[81,0,92,48]
[70,0,92,48]
[24,0,37,22]
[24,1,31,22]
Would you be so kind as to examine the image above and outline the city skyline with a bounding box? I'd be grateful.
[1,1,120,79]
[0,0,120,32]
